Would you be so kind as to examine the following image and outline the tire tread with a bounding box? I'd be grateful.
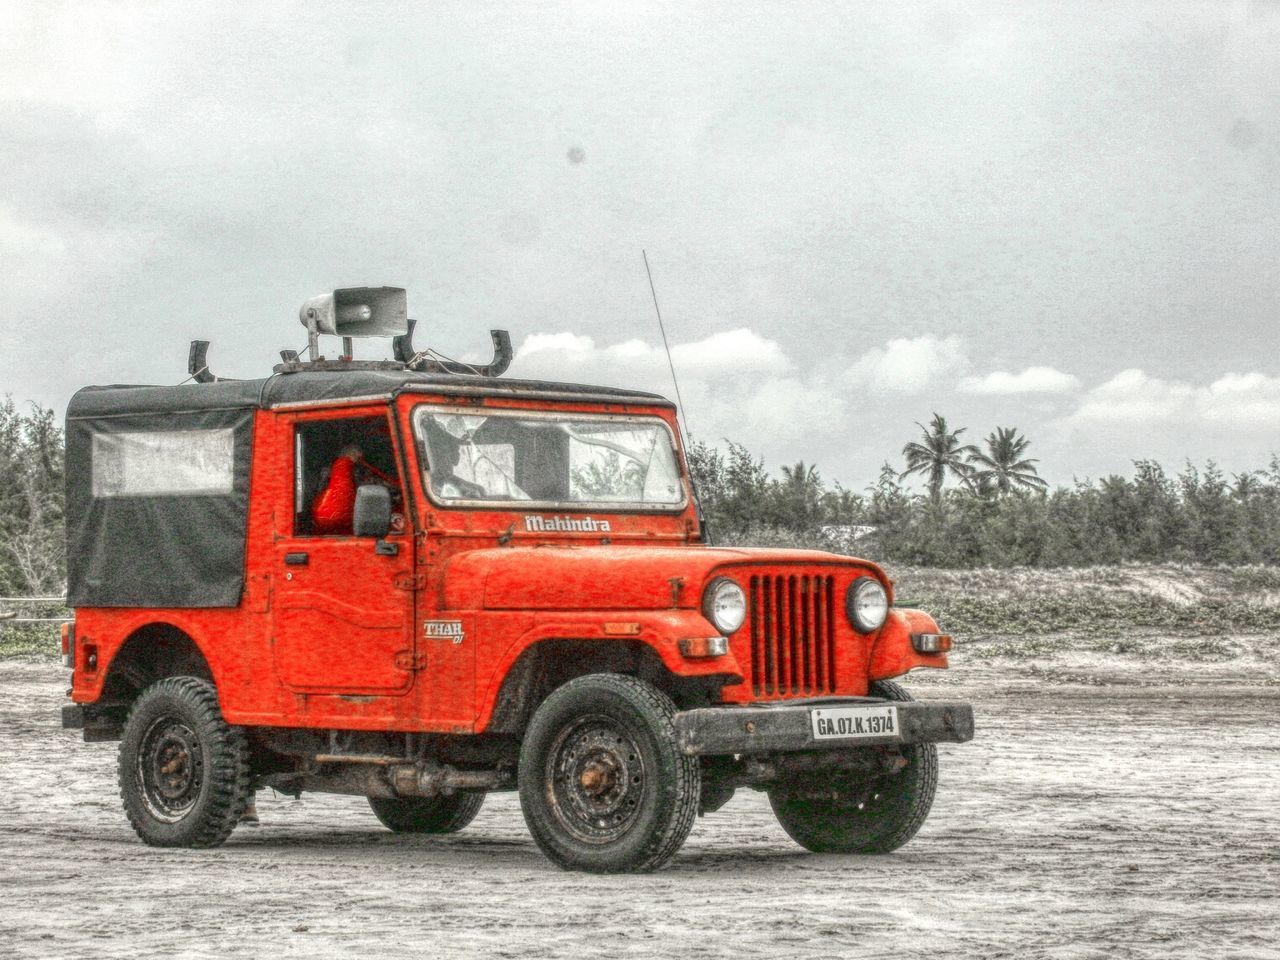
[368,793,485,834]
[769,678,938,855]
[118,676,251,849]
[519,673,700,873]
[862,679,937,853]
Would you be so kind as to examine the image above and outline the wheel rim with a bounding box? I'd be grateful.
[136,716,204,823]
[545,714,647,845]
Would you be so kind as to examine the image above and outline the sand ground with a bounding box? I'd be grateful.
[1,655,1276,960]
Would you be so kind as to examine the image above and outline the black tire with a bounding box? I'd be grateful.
[368,793,485,834]
[118,676,251,848]
[518,673,700,873]
[769,679,938,854]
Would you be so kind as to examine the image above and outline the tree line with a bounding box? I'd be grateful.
[687,414,1280,567]
[0,399,64,597]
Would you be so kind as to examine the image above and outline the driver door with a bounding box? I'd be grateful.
[271,409,416,695]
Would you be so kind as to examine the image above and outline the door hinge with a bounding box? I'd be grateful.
[393,572,426,591]
[394,650,428,671]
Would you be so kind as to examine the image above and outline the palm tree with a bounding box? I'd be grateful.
[779,460,822,522]
[780,460,820,491]
[1230,470,1266,503]
[901,414,979,503]
[968,426,1048,497]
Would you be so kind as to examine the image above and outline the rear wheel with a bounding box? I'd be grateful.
[769,679,938,854]
[118,676,251,848]
[518,673,700,873]
[368,793,484,834]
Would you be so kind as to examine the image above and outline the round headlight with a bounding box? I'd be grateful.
[846,577,889,633]
[702,577,747,635]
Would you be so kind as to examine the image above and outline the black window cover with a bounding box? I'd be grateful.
[66,386,256,608]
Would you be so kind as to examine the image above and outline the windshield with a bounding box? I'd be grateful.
[413,406,686,510]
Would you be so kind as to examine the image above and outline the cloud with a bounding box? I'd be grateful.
[1069,369,1190,424]
[513,327,790,383]
[1062,368,1280,430]
[958,366,1081,396]
[670,328,791,376]
[510,328,1114,478]
[507,326,845,457]
[846,336,968,393]
[4,1,1280,497]
[1195,373,1280,426]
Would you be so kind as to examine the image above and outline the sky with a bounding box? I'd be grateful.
[2,1,1278,492]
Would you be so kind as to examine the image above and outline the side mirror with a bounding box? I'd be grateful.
[353,484,392,538]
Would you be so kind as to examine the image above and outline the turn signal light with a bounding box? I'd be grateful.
[678,636,729,659]
[602,622,642,636]
[60,623,75,668]
[911,633,953,654]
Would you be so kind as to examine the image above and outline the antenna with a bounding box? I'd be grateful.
[642,250,691,436]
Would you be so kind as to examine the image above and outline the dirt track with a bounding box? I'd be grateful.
[1,657,1277,960]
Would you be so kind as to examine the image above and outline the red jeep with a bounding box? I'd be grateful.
[61,287,973,873]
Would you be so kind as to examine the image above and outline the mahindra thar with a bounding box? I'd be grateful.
[60,287,974,873]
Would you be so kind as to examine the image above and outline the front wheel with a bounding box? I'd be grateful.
[118,676,252,848]
[768,679,938,854]
[368,793,484,834]
[518,673,700,873]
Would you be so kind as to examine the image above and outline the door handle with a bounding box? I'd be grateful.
[284,552,309,566]
[374,540,400,557]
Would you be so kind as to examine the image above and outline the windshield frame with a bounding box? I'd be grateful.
[410,403,690,514]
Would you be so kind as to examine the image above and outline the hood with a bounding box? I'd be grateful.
[442,544,881,611]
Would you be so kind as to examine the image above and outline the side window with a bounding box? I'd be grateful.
[92,428,235,497]
[293,415,402,536]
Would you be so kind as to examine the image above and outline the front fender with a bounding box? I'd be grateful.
[473,609,744,731]
[868,607,950,681]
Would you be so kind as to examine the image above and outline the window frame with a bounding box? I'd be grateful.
[290,412,405,538]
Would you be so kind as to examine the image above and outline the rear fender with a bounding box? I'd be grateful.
[72,612,223,707]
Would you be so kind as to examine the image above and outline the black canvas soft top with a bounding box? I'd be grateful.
[67,370,673,421]
[65,369,672,609]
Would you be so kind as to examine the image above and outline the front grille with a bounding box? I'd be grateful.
[747,574,836,697]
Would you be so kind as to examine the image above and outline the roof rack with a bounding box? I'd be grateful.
[187,286,513,382]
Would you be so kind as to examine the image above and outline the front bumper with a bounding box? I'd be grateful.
[673,697,974,756]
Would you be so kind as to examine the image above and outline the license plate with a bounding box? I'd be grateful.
[810,705,899,740]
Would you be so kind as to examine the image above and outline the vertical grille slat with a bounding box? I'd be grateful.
[783,578,793,691]
[762,575,775,694]
[743,571,843,698]
[826,574,837,690]
[800,577,812,693]
[774,577,788,693]
[803,578,814,691]
[749,576,762,696]
[813,576,824,691]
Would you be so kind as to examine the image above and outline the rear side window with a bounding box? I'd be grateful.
[91,429,235,497]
